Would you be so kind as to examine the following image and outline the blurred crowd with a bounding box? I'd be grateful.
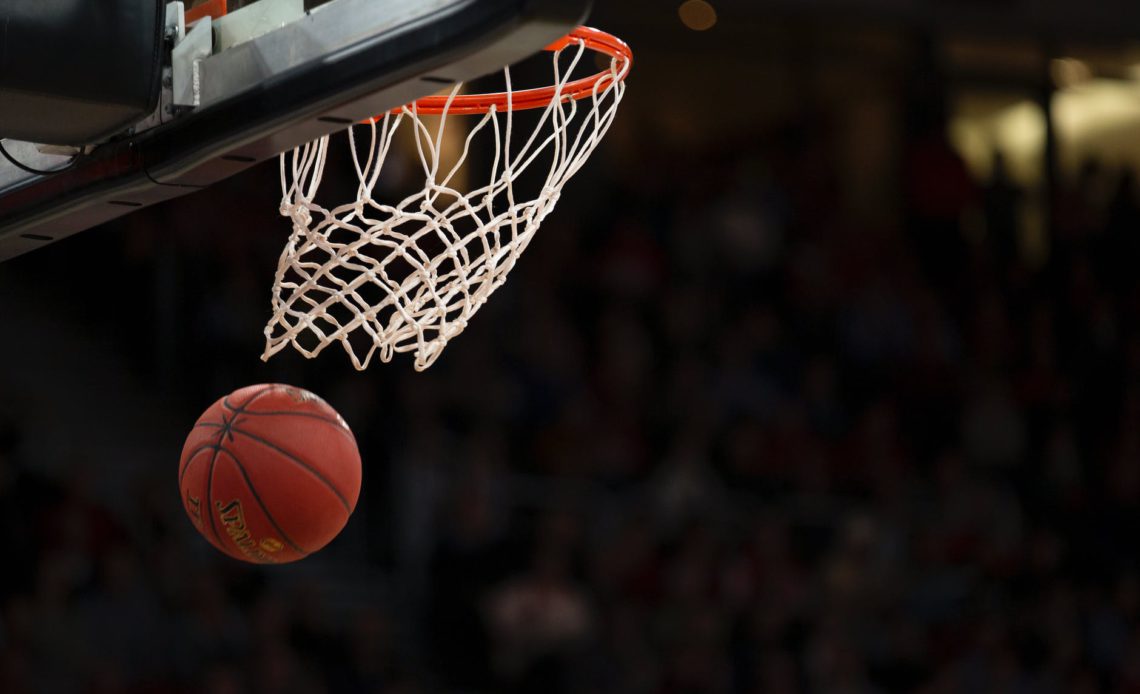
[5,60,1140,694]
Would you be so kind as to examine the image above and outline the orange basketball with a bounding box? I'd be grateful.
[178,383,362,564]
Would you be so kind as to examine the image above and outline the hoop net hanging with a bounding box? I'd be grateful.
[263,27,632,370]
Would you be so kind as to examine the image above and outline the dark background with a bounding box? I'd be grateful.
[3,0,1140,691]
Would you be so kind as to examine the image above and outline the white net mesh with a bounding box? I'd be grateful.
[263,37,627,370]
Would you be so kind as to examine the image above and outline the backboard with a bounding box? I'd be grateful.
[0,0,590,262]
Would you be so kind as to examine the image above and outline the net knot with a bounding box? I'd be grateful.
[279,200,312,227]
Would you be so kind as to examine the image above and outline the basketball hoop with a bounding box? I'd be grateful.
[263,27,632,371]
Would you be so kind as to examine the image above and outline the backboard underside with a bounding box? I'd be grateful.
[0,0,589,262]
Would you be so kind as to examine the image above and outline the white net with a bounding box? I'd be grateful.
[263,35,628,370]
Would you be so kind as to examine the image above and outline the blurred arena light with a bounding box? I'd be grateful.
[678,0,717,31]
[951,78,1140,186]
[951,101,1044,184]
[1051,58,1092,88]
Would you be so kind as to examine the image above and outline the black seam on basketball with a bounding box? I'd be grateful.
[221,387,354,443]
[195,422,225,429]
[221,409,353,433]
[179,443,220,488]
[220,448,309,556]
[228,427,351,511]
[217,407,339,423]
[204,446,226,549]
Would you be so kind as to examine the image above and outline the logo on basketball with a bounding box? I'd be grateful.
[216,499,275,563]
[185,492,202,527]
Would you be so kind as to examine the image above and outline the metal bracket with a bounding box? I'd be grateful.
[130,2,191,133]
[215,0,305,52]
[173,16,214,108]
[166,1,187,45]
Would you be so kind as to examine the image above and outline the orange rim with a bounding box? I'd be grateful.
[384,26,632,118]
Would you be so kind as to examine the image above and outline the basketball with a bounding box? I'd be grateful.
[178,383,361,564]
